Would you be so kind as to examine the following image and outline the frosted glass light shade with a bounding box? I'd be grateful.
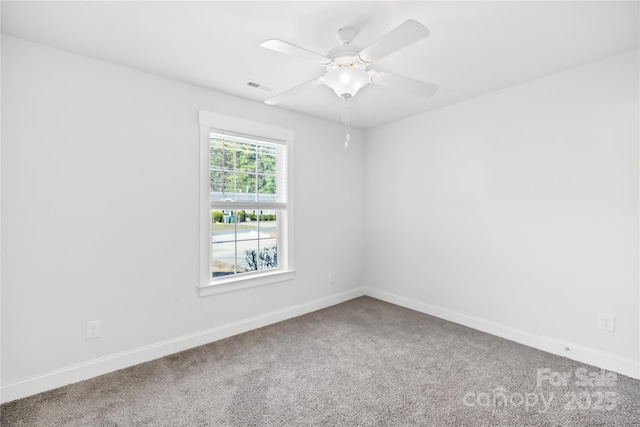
[324,67,370,98]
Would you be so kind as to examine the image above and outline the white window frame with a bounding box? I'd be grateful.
[199,110,295,297]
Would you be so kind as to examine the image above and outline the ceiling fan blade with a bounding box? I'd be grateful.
[357,19,430,64]
[264,79,324,105]
[261,39,332,65]
[370,71,438,98]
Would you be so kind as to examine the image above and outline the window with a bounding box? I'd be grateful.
[209,134,284,277]
[199,111,294,296]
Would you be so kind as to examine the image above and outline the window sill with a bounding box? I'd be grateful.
[199,270,296,297]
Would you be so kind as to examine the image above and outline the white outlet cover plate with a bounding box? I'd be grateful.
[598,313,615,332]
[86,320,101,339]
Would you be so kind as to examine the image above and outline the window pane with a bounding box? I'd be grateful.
[224,141,235,170]
[236,173,256,198]
[236,213,258,241]
[236,141,257,172]
[238,240,260,273]
[258,146,277,174]
[211,241,236,278]
[210,139,225,170]
[210,139,235,171]
[258,175,276,202]
[212,214,235,242]
[259,212,278,237]
[259,239,278,270]
[210,170,224,193]
[210,171,234,198]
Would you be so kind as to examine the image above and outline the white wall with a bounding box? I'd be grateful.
[0,36,364,399]
[364,50,639,374]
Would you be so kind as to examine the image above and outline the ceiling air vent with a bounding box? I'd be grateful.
[245,81,271,91]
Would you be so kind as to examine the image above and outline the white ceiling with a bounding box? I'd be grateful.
[2,1,638,129]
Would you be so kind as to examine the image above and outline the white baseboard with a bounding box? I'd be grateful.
[0,287,367,404]
[363,287,640,380]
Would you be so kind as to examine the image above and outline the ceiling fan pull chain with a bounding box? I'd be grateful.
[343,95,350,149]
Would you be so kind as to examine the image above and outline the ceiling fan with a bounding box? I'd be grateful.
[260,19,439,106]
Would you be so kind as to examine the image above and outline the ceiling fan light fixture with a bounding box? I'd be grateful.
[323,66,370,98]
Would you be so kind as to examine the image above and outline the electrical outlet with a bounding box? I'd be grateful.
[86,320,101,339]
[598,313,615,332]
[328,272,336,284]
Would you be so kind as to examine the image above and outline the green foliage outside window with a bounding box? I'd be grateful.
[211,210,224,223]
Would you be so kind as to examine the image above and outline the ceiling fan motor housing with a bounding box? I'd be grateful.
[324,37,371,98]
[327,43,362,66]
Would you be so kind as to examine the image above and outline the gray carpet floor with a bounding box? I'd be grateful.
[1,296,639,426]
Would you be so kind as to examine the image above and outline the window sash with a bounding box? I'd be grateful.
[211,209,282,278]
[209,131,287,206]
